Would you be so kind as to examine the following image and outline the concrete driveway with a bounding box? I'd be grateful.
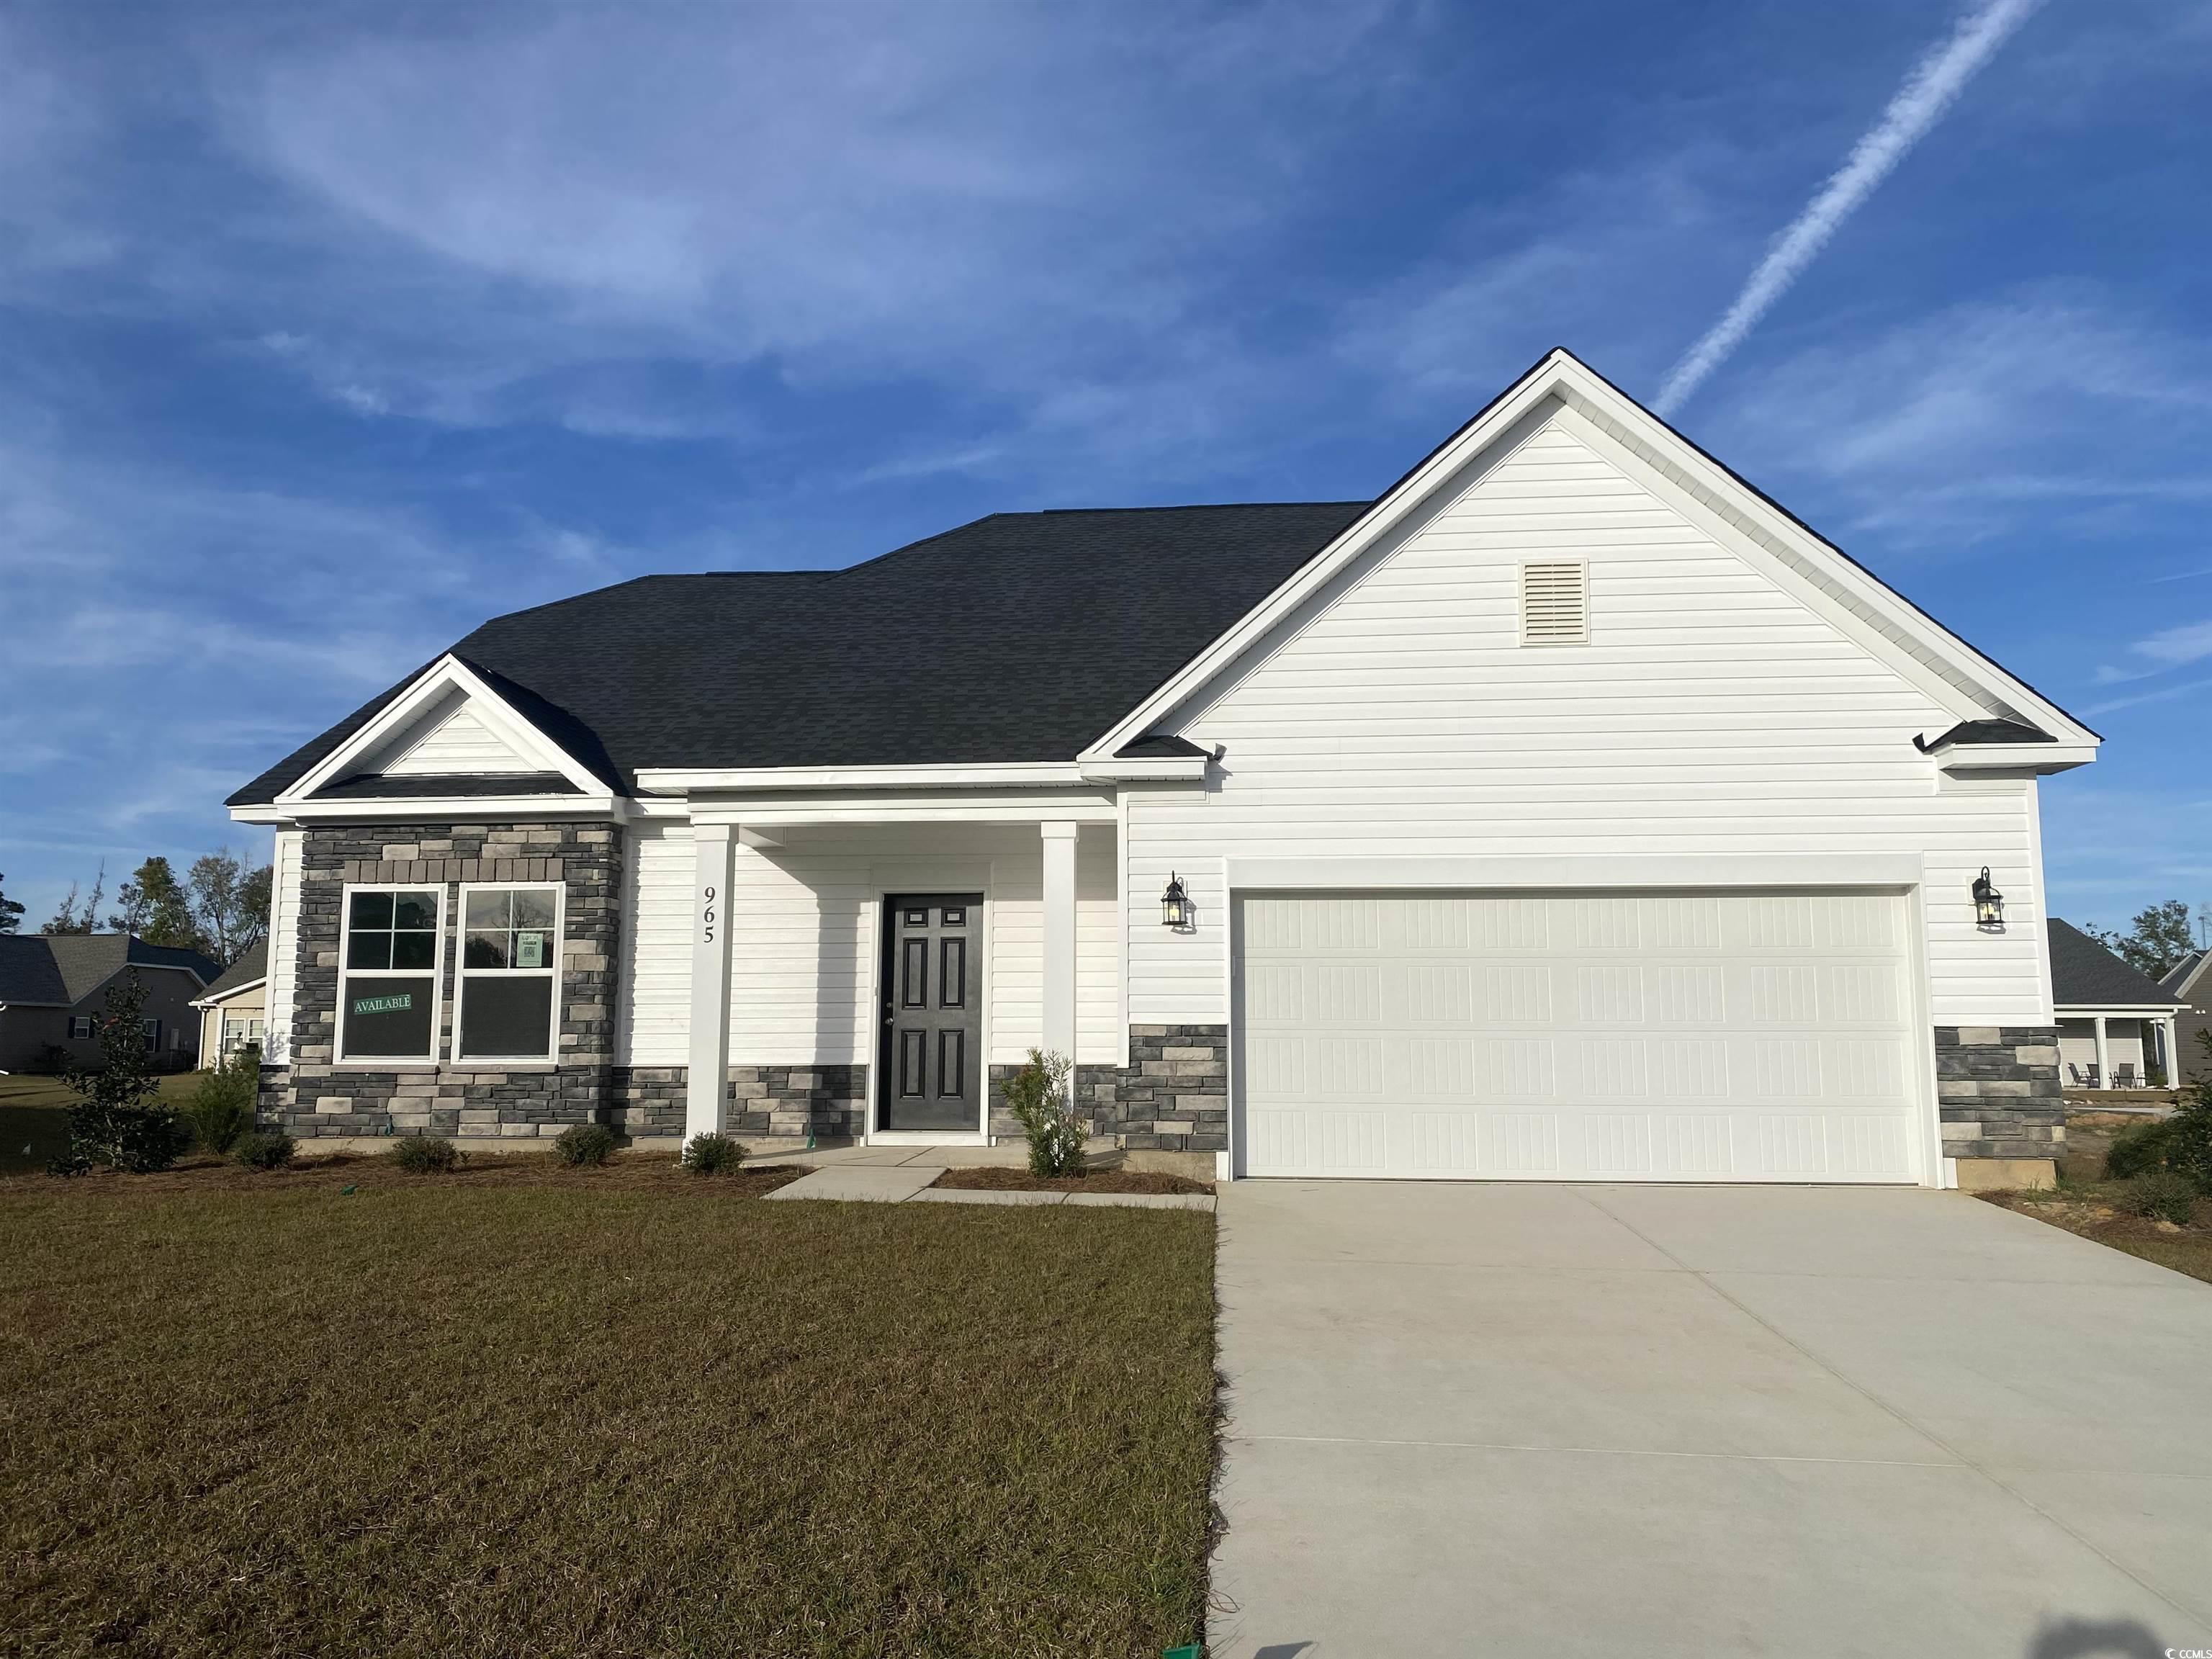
[1210,1182,2212,1658]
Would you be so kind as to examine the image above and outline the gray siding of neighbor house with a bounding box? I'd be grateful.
[259,822,622,1138]
[0,971,205,1073]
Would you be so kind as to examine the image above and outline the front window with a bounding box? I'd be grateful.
[456,885,561,1061]
[69,1015,93,1040]
[338,887,442,1062]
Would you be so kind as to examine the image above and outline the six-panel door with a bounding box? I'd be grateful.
[878,894,984,1131]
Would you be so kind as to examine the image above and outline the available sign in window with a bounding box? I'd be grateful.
[459,886,561,1061]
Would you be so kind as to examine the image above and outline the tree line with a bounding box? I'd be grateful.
[0,852,271,968]
[2082,899,2208,982]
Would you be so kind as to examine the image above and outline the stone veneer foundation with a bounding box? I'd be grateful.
[607,1064,867,1141]
[260,821,621,1140]
[988,1023,1230,1154]
[1936,1025,2064,1180]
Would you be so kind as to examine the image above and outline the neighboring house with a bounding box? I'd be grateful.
[0,935,220,1072]
[2046,919,2187,1089]
[2158,948,2211,1087]
[191,941,269,1066]
[228,351,2103,1189]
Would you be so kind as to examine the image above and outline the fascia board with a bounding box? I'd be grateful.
[253,794,624,822]
[1077,758,1209,782]
[1931,742,2096,773]
[639,762,1092,793]
[190,978,268,1010]
[2053,1001,2188,1015]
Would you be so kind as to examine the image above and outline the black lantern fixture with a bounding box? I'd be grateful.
[1972,866,2005,931]
[1161,872,1191,929]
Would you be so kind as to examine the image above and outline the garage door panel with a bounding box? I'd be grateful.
[1237,889,1923,1184]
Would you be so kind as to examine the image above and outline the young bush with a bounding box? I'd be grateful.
[184,1046,259,1153]
[553,1123,619,1167]
[388,1136,461,1174]
[2105,1119,2175,1180]
[1001,1047,1083,1178]
[2117,1170,2200,1227]
[680,1132,744,1174]
[231,1130,297,1171]
[51,973,189,1176]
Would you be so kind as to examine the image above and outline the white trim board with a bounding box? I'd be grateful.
[1225,854,1925,891]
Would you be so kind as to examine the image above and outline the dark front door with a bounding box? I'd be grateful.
[878,894,983,1131]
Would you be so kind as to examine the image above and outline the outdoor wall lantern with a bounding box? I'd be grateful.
[1161,872,1192,930]
[1973,866,2005,932]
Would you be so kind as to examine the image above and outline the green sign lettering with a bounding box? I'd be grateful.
[351,993,413,1017]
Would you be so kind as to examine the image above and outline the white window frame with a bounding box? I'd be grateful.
[336,882,447,1068]
[454,881,565,1067]
[222,1013,266,1056]
[69,1014,94,1040]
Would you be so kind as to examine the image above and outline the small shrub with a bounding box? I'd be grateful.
[55,973,189,1174]
[553,1123,619,1167]
[231,1131,297,1171]
[2117,1170,2200,1227]
[1002,1047,1084,1178]
[185,1048,260,1153]
[680,1132,744,1175]
[388,1136,461,1174]
[2104,1120,2175,1180]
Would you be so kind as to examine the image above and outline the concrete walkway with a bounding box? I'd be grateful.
[1210,1182,2212,1658]
[765,1163,1213,1210]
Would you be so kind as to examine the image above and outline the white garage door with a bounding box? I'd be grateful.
[1235,891,1923,1182]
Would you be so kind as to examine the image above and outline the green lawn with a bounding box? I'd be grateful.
[0,1072,204,1174]
[1,1165,1218,1657]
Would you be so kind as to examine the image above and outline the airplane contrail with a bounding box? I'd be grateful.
[1653,0,2048,417]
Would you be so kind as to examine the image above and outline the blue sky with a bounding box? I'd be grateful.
[1,0,2206,938]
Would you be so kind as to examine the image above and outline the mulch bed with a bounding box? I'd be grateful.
[932,1165,1213,1195]
[1,1149,808,1197]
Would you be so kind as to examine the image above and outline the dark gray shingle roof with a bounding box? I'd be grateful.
[194,940,269,1001]
[0,935,219,1007]
[228,503,1371,806]
[2048,918,2184,1008]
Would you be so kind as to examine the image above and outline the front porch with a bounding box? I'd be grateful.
[2056,1007,2185,1090]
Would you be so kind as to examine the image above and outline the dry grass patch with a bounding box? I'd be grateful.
[1978,1148,2212,1287]
[1,1178,1217,1658]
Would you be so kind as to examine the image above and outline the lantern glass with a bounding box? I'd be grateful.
[1161,873,1190,929]
[1972,866,2004,929]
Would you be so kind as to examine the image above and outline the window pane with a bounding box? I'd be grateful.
[459,976,554,1058]
[465,890,511,930]
[350,891,394,930]
[465,930,511,970]
[343,977,434,1057]
[391,930,438,971]
[346,931,393,971]
[393,891,440,930]
[512,889,556,930]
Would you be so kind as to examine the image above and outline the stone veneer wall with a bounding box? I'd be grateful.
[261,822,621,1139]
[607,1064,867,1141]
[1935,1025,2064,1163]
[989,1024,1230,1154]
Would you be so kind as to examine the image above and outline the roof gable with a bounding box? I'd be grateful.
[1082,350,2100,768]
[194,941,269,1002]
[1,935,218,1007]
[2047,918,2185,1009]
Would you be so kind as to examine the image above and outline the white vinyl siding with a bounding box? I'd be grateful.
[1238,889,1921,1182]
[1128,416,2048,1030]
[382,701,541,775]
[616,822,1119,1069]
[264,830,303,1064]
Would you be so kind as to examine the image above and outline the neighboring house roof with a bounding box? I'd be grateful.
[192,941,269,1004]
[0,935,219,1008]
[2159,950,2207,999]
[2047,919,2185,1009]
[0,937,71,1006]
[228,502,1368,805]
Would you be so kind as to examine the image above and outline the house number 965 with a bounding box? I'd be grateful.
[700,885,716,944]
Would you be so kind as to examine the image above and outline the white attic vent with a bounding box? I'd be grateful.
[1520,560,1588,645]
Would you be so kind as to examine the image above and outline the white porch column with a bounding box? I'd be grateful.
[687,823,736,1140]
[1040,821,1079,1064]
[2165,1015,2182,1089]
[2093,1014,2110,1090]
